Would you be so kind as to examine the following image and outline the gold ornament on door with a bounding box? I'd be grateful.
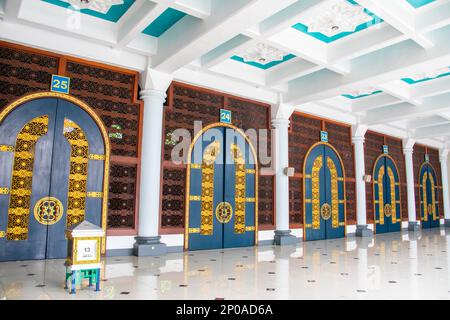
[215,202,233,224]
[321,203,332,220]
[34,197,63,225]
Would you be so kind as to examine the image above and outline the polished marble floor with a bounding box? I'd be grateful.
[2,228,450,300]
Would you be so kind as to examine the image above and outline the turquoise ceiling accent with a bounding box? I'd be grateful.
[401,68,450,84]
[42,0,135,23]
[230,54,296,70]
[142,8,186,38]
[342,90,382,99]
[406,0,436,8]
[292,0,383,43]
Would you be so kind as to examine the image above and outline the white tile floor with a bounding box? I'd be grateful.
[2,228,450,300]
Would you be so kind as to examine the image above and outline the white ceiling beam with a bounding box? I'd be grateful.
[416,2,450,34]
[117,0,173,47]
[410,77,450,100]
[285,26,450,105]
[363,93,450,125]
[15,0,117,46]
[378,82,419,105]
[351,93,401,113]
[354,0,434,49]
[171,0,211,19]
[3,0,23,22]
[413,123,450,139]
[200,35,256,69]
[0,20,147,71]
[407,116,450,130]
[327,24,407,64]
[266,59,321,87]
[152,0,298,73]
[268,29,349,75]
[199,0,321,70]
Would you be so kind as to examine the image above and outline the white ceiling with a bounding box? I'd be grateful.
[1,0,450,149]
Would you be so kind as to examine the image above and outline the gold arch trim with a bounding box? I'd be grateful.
[184,122,259,250]
[387,167,398,224]
[231,143,246,234]
[0,92,110,254]
[327,157,340,229]
[302,141,347,240]
[311,156,323,230]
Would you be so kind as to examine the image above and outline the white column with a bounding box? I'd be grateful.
[134,69,173,256]
[272,117,296,245]
[404,145,419,230]
[352,131,372,237]
[138,89,166,238]
[440,150,450,226]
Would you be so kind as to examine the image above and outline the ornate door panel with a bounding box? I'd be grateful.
[373,156,401,234]
[186,126,257,251]
[223,131,256,249]
[0,99,58,261]
[0,98,105,262]
[46,99,105,259]
[420,163,440,229]
[304,144,345,241]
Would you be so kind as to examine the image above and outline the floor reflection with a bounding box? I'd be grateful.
[1,228,450,299]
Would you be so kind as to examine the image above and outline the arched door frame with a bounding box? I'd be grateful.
[302,141,347,240]
[0,92,110,254]
[371,154,403,234]
[418,161,440,225]
[184,122,259,250]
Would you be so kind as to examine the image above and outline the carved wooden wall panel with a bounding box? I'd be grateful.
[0,42,141,234]
[365,132,407,223]
[289,113,356,227]
[161,83,273,233]
[413,145,444,220]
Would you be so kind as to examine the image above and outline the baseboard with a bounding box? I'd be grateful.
[106,248,133,257]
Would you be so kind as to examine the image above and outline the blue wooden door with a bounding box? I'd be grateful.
[420,163,440,229]
[0,98,105,261]
[373,156,401,234]
[304,144,345,241]
[187,126,256,250]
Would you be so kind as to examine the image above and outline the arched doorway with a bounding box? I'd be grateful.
[0,93,109,261]
[372,155,402,234]
[184,123,258,251]
[303,142,346,241]
[419,162,440,229]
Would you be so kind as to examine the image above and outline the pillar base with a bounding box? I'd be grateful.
[356,225,373,238]
[274,230,299,246]
[133,236,167,257]
[408,221,421,232]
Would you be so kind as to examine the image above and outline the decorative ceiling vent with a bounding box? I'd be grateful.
[67,0,124,14]
[300,0,373,37]
[344,87,380,98]
[241,43,287,65]
[407,68,450,82]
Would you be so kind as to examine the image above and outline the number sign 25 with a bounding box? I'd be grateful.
[51,75,71,94]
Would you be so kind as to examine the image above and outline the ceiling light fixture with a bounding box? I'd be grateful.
[241,43,287,65]
[68,0,124,14]
[300,0,373,37]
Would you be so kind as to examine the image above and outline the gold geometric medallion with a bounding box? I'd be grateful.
[321,203,331,221]
[384,204,392,218]
[215,202,233,224]
[34,197,64,225]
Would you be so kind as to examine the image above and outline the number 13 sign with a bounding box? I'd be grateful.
[51,75,71,94]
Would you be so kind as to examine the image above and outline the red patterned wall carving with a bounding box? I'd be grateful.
[289,113,356,228]
[0,42,141,235]
[161,82,274,233]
